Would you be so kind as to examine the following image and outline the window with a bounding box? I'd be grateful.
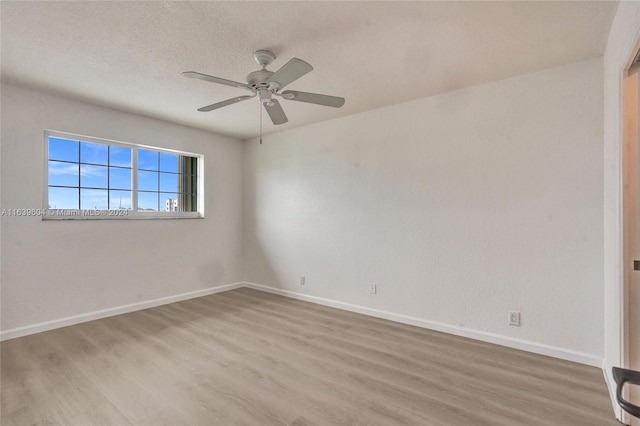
[45,131,202,219]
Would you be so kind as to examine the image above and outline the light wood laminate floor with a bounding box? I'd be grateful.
[1,288,619,425]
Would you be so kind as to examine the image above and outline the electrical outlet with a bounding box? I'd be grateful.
[300,276,305,285]
[370,284,377,294]
[508,311,521,326]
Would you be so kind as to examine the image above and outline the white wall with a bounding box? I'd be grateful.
[243,58,605,361]
[0,83,244,333]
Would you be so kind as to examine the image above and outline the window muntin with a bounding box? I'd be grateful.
[45,132,202,218]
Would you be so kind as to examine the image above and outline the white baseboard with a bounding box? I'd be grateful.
[243,281,604,368]
[0,280,605,369]
[0,282,245,341]
[602,359,626,423]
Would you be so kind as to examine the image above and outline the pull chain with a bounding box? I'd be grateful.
[259,102,263,145]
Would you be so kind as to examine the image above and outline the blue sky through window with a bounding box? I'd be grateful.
[80,164,108,188]
[47,136,193,212]
[110,168,131,190]
[48,136,133,210]
[81,189,108,210]
[49,137,79,162]
[138,192,158,211]
[138,170,158,191]
[160,172,178,192]
[110,190,132,209]
[138,149,158,171]
[80,141,108,165]
[110,146,131,167]
[49,187,78,209]
[160,152,178,172]
[48,161,79,187]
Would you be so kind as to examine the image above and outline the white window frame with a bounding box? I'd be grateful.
[43,130,204,220]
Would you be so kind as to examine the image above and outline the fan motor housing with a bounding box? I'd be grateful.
[246,69,275,90]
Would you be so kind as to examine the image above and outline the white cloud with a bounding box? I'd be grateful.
[79,164,107,177]
[48,162,108,177]
[48,162,79,175]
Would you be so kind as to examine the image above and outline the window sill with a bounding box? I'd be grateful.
[41,210,203,220]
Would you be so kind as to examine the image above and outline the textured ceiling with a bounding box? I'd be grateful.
[1,1,618,141]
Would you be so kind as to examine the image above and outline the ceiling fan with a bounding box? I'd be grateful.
[182,50,345,126]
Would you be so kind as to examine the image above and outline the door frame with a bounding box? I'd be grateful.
[623,58,640,426]
[604,3,640,423]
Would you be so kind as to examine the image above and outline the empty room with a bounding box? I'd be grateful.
[1,1,640,425]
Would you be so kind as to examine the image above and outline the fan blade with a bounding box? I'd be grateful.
[197,95,254,112]
[267,58,313,89]
[263,100,288,125]
[281,90,345,108]
[182,71,248,89]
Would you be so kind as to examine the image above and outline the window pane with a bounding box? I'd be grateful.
[80,165,108,189]
[138,170,158,191]
[109,190,132,210]
[109,146,131,167]
[47,134,200,216]
[160,193,179,212]
[80,141,108,165]
[185,173,197,195]
[138,149,159,171]
[48,161,79,187]
[80,189,108,210]
[138,191,159,211]
[159,172,179,192]
[48,137,79,162]
[48,187,78,209]
[159,153,179,172]
[110,167,131,190]
[186,193,198,212]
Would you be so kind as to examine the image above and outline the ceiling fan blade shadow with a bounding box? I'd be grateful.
[197,95,255,112]
[183,71,249,89]
[267,58,313,89]
[264,100,288,125]
[281,90,345,108]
